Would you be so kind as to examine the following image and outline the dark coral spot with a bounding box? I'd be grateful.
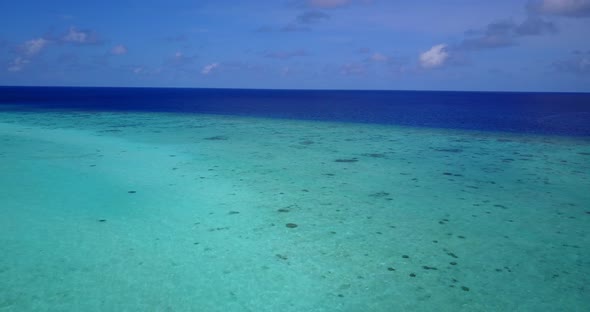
[334,158,358,163]
[369,191,390,198]
[204,135,228,141]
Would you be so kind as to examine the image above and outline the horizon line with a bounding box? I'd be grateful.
[1,85,589,95]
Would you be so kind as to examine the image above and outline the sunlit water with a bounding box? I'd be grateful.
[1,109,588,311]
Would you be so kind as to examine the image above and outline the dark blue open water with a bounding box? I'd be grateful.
[1,86,589,136]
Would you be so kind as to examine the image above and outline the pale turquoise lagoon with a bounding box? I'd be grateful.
[1,111,589,311]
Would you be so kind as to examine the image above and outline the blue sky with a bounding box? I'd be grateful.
[0,0,589,91]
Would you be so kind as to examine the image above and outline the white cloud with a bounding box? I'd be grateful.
[22,38,49,56]
[7,57,30,72]
[63,28,88,42]
[62,27,99,44]
[370,52,389,62]
[201,63,219,75]
[528,0,590,17]
[111,45,128,55]
[419,44,449,69]
[167,52,198,67]
[7,38,48,72]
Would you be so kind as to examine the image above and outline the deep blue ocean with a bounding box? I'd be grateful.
[1,86,589,136]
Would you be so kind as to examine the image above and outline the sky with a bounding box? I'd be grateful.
[0,0,589,92]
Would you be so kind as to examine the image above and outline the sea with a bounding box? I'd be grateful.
[0,86,589,311]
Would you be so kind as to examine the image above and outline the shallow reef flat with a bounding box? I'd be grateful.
[0,111,589,312]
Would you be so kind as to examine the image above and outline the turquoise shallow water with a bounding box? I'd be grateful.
[0,111,589,311]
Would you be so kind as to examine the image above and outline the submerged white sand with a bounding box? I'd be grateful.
[0,111,589,312]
